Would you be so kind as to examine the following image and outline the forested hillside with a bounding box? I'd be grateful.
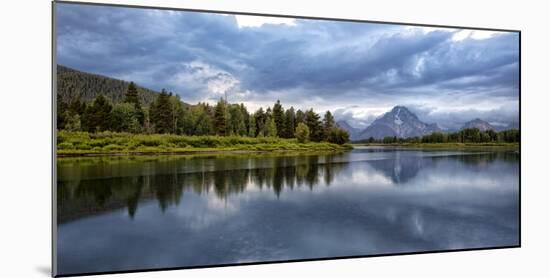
[57,65,159,106]
[56,66,351,146]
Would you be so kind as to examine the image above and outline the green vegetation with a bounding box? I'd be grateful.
[57,65,159,106]
[355,142,519,150]
[356,128,520,145]
[57,131,353,156]
[295,123,310,143]
[57,75,352,156]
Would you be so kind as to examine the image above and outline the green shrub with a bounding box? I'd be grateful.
[295,123,310,143]
[56,131,351,154]
[58,142,75,150]
[74,143,92,150]
[103,144,124,151]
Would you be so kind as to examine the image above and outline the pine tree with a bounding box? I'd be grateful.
[254,108,266,136]
[323,110,335,140]
[81,95,113,132]
[149,89,174,133]
[240,103,250,135]
[68,95,86,115]
[228,104,246,136]
[122,82,145,127]
[273,100,284,137]
[192,105,214,135]
[248,115,256,137]
[124,82,140,108]
[214,98,227,136]
[282,107,296,138]
[326,127,349,145]
[111,103,141,133]
[304,109,323,142]
[56,94,68,130]
[296,109,305,124]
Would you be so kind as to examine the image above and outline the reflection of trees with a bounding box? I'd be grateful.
[57,154,348,223]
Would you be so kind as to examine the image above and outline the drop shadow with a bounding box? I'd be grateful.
[35,265,51,277]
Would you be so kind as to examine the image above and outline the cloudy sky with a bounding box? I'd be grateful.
[56,3,519,130]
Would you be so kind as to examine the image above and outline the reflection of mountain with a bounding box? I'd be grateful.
[57,155,348,224]
[364,152,427,184]
[360,150,518,184]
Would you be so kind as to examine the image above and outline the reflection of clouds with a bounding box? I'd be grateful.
[171,192,242,231]
[349,166,394,188]
[57,150,519,275]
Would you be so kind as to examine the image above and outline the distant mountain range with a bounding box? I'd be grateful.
[337,106,519,141]
[460,118,495,131]
[336,120,361,139]
[57,65,160,106]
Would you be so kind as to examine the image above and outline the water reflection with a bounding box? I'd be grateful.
[56,148,519,275]
[58,153,351,223]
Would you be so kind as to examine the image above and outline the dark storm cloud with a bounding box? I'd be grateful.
[56,3,519,128]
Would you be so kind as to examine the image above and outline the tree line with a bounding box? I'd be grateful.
[358,128,520,144]
[57,82,350,144]
[57,65,158,106]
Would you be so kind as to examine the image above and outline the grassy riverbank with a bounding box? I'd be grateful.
[57,131,353,156]
[353,142,519,150]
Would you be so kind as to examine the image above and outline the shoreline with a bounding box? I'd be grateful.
[56,131,353,157]
[57,147,352,157]
[352,143,519,150]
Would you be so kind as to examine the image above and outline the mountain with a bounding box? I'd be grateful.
[357,106,441,139]
[336,120,361,140]
[57,65,160,106]
[460,118,495,131]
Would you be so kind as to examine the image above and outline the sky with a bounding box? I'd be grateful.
[55,3,519,130]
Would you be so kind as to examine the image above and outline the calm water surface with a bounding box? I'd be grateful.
[56,147,519,275]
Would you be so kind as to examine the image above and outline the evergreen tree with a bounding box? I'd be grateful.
[149,89,174,133]
[214,98,227,136]
[68,95,86,115]
[169,94,184,134]
[81,95,113,132]
[326,127,349,145]
[240,103,250,135]
[124,82,145,126]
[228,104,246,136]
[304,109,323,142]
[254,108,266,136]
[282,107,296,138]
[323,110,335,139]
[124,82,140,107]
[248,115,256,137]
[192,105,214,135]
[296,109,305,124]
[177,106,194,135]
[56,94,68,130]
[111,103,141,133]
[273,100,285,137]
